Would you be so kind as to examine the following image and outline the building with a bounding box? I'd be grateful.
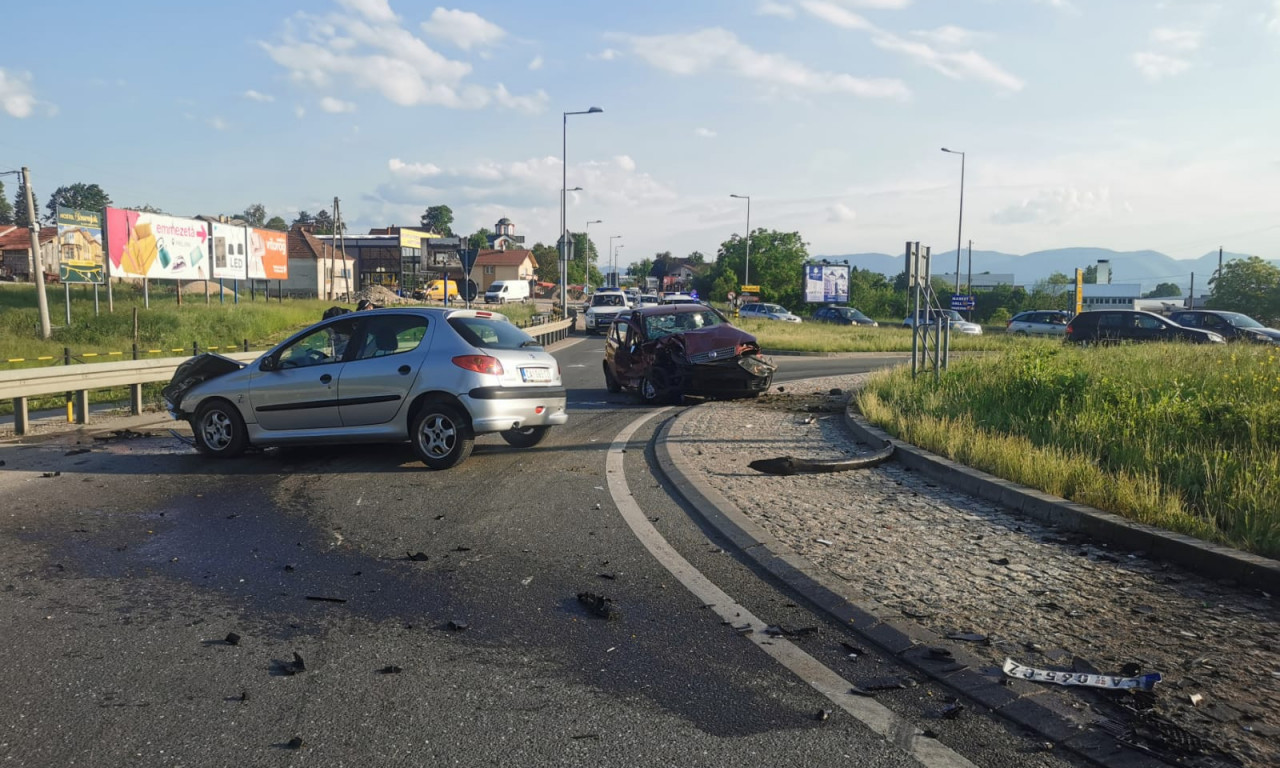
[474,248,538,292]
[318,226,468,293]
[487,218,525,250]
[658,259,709,293]
[936,272,1015,291]
[0,225,58,281]
[285,224,355,299]
[1080,283,1144,310]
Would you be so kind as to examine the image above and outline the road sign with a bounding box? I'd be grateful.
[950,294,975,310]
[741,284,760,293]
[458,248,479,274]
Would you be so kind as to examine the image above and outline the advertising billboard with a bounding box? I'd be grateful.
[56,207,105,284]
[105,207,210,280]
[248,228,289,280]
[210,222,248,281]
[804,264,849,304]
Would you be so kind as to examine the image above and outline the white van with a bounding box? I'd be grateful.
[484,280,531,304]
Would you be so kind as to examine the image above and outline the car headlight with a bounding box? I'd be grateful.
[1207,332,1225,343]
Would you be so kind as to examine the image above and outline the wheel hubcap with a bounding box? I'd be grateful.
[202,411,232,450]
[642,379,656,400]
[420,414,456,458]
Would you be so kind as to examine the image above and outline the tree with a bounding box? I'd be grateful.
[45,183,112,220]
[1208,256,1280,323]
[131,203,167,215]
[264,216,288,231]
[1143,282,1182,299]
[531,243,560,284]
[705,229,810,306]
[420,205,454,236]
[0,181,13,225]
[1082,265,1098,284]
[242,203,267,228]
[13,179,36,227]
[313,209,335,234]
[291,210,314,229]
[686,250,705,264]
[467,228,492,251]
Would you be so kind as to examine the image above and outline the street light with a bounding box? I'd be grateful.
[730,194,751,286]
[941,148,965,294]
[614,244,624,289]
[584,219,601,289]
[608,235,622,289]
[561,106,603,317]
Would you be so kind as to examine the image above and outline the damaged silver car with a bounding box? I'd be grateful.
[602,304,775,404]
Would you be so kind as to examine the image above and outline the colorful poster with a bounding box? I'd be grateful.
[248,228,288,280]
[105,207,210,280]
[804,264,849,304]
[210,222,248,281]
[56,207,105,284]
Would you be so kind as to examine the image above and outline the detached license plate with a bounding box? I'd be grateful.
[520,367,552,383]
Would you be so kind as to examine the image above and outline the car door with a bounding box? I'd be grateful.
[610,318,645,385]
[249,318,357,431]
[1095,312,1124,342]
[1132,313,1170,342]
[337,313,430,427]
[1198,313,1232,339]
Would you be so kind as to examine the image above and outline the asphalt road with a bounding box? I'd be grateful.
[0,340,1088,767]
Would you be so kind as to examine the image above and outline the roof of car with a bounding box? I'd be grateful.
[629,304,718,317]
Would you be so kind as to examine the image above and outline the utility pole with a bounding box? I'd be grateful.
[966,239,973,321]
[1189,272,1195,308]
[23,168,52,339]
[330,197,339,301]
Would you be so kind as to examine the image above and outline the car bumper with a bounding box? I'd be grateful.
[670,357,774,398]
[584,313,623,330]
[462,387,569,432]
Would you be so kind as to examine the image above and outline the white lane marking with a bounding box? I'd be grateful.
[607,409,978,768]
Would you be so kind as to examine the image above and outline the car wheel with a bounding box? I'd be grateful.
[637,374,680,405]
[411,403,475,470]
[500,425,550,448]
[603,363,622,393]
[1015,330,1028,336]
[192,400,249,458]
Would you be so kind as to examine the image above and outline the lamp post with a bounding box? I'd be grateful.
[730,194,751,286]
[561,107,603,317]
[941,148,965,295]
[608,235,622,289]
[584,219,601,289]
[613,244,624,289]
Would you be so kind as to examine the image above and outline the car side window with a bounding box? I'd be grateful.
[279,318,359,369]
[1202,315,1225,330]
[353,315,427,361]
[1171,313,1196,327]
[1098,313,1122,329]
[1136,315,1164,330]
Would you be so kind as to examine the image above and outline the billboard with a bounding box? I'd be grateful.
[56,207,105,284]
[105,207,210,280]
[210,222,248,281]
[804,264,849,304]
[248,228,288,280]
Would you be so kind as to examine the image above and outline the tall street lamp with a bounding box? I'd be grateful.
[613,244,624,288]
[941,148,965,295]
[730,194,751,286]
[583,219,601,289]
[608,235,622,289]
[561,107,603,317]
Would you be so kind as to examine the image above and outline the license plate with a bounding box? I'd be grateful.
[520,367,551,383]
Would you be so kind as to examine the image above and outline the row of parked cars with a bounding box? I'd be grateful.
[1005,308,1280,345]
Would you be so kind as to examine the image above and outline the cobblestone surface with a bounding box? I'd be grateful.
[673,375,1280,768]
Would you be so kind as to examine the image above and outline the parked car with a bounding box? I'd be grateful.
[1064,310,1226,345]
[1166,310,1280,344]
[636,293,661,307]
[583,290,632,334]
[1006,310,1073,336]
[163,307,568,470]
[660,293,701,305]
[603,304,776,404]
[483,279,531,304]
[812,306,877,327]
[739,302,803,323]
[903,309,982,335]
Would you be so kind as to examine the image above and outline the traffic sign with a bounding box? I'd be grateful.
[950,294,975,310]
[741,284,760,293]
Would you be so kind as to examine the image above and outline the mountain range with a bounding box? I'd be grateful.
[819,247,1273,295]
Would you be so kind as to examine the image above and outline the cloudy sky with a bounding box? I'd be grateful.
[3,0,1279,270]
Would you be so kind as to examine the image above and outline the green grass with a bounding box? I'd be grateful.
[736,317,1020,353]
[857,342,1280,558]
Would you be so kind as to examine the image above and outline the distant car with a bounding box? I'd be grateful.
[739,302,803,323]
[584,290,631,334]
[660,293,702,305]
[636,293,661,307]
[603,304,775,403]
[1065,310,1226,345]
[1006,310,1073,336]
[903,309,982,335]
[1167,310,1280,344]
[812,306,878,327]
[163,307,568,470]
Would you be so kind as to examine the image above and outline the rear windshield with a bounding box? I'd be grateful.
[448,316,539,350]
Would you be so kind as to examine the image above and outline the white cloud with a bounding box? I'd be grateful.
[615,155,637,173]
[209,116,229,131]
[624,28,910,100]
[337,0,397,24]
[420,7,506,51]
[844,0,912,7]
[912,25,977,46]
[388,158,443,178]
[1035,0,1077,11]
[320,96,357,113]
[0,69,39,118]
[991,186,1116,226]
[1269,1,1280,35]
[590,48,622,61]
[263,8,546,113]
[1151,27,1201,51]
[243,89,275,102]
[1132,51,1190,80]
[694,127,717,138]
[528,55,543,70]
[756,1,796,18]
[800,1,874,29]
[294,104,306,118]
[828,202,857,222]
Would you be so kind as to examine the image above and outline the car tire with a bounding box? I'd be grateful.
[603,363,622,393]
[500,425,550,448]
[192,400,249,458]
[411,403,474,470]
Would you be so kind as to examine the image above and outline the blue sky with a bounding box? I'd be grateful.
[3,0,1279,271]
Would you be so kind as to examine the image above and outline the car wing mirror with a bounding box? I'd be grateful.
[260,355,278,372]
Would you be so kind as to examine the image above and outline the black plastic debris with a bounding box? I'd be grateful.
[861,677,913,691]
[238,691,249,702]
[41,471,61,478]
[446,620,469,632]
[452,546,472,552]
[596,572,617,580]
[940,702,965,720]
[926,647,954,661]
[815,709,832,722]
[946,632,988,643]
[764,625,819,639]
[64,448,90,456]
[1120,662,1142,677]
[272,653,306,676]
[92,429,150,442]
[225,632,241,646]
[829,388,843,395]
[989,557,1010,566]
[305,596,346,604]
[577,592,620,621]
[378,665,403,674]
[283,564,296,572]
[840,642,867,659]
[285,736,304,750]
[404,552,429,562]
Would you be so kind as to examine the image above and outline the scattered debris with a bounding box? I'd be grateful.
[283,564,296,572]
[404,552,429,562]
[64,448,90,456]
[272,653,307,676]
[764,625,818,639]
[748,443,894,475]
[840,642,867,659]
[815,708,831,722]
[596,572,617,580]
[238,691,249,702]
[1189,693,1204,706]
[946,632,988,643]
[304,596,347,604]
[285,736,304,750]
[940,702,965,720]
[224,632,241,646]
[577,592,620,621]
[800,415,815,425]
[521,576,533,586]
[816,538,833,546]
[1003,658,1161,691]
[379,665,403,674]
[92,429,150,442]
[41,471,61,478]
[989,557,1010,566]
[453,546,471,552]
[168,429,194,446]
[733,624,754,635]
[861,677,914,691]
[925,647,954,661]
[446,620,469,632]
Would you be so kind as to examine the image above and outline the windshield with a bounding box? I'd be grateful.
[760,304,785,314]
[841,308,871,321]
[592,293,626,307]
[644,310,725,338]
[1223,312,1263,328]
[448,316,536,350]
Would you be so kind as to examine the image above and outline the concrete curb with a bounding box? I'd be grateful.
[653,408,1162,768]
[844,412,1280,594]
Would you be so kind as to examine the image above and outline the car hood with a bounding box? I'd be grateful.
[163,353,248,410]
[654,324,761,358]
[1244,327,1280,341]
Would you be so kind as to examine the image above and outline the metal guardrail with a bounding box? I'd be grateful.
[0,318,574,436]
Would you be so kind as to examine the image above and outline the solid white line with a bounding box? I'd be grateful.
[607,409,978,768]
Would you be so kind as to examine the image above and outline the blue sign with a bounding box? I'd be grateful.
[950,294,975,310]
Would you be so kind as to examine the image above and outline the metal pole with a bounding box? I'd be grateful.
[561,113,568,318]
[745,196,751,286]
[22,168,52,339]
[967,239,973,321]
[908,242,919,377]
[955,154,964,294]
[64,283,71,326]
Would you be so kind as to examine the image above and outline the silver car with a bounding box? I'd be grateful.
[739,302,803,323]
[164,307,568,470]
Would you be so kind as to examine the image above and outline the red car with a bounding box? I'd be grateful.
[602,304,776,404]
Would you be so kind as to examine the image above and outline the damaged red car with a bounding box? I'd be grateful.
[603,304,776,403]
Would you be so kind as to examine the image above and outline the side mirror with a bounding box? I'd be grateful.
[259,355,277,372]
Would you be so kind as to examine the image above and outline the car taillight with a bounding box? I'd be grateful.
[1065,324,1073,335]
[452,355,504,375]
